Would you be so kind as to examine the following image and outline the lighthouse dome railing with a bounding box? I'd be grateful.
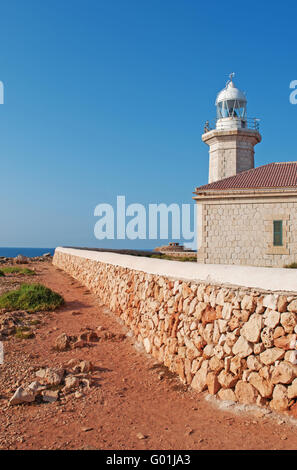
[203,117,260,133]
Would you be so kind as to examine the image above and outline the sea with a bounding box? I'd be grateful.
[0,248,55,258]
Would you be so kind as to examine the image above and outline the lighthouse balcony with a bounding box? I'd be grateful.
[203,117,260,133]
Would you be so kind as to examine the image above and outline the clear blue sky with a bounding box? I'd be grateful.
[0,0,296,249]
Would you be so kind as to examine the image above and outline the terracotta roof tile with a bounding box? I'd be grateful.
[195,162,297,192]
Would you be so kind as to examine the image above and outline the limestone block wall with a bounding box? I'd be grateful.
[199,200,297,267]
[53,248,297,413]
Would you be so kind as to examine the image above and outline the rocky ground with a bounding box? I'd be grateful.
[1,259,297,450]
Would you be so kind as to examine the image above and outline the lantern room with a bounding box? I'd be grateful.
[215,73,247,130]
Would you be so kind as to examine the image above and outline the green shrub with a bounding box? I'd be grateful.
[0,270,4,277]
[0,283,64,312]
[151,254,196,262]
[1,267,35,275]
[284,262,297,269]
[15,326,34,339]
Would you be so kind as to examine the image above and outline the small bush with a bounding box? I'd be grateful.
[0,283,64,312]
[15,326,34,339]
[151,254,196,262]
[284,262,297,269]
[1,267,35,275]
[0,270,4,277]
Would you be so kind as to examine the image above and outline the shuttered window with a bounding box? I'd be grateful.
[273,220,283,246]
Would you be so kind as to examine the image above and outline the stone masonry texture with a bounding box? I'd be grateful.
[197,200,297,267]
[53,249,297,413]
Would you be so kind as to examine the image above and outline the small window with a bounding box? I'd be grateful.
[273,220,283,246]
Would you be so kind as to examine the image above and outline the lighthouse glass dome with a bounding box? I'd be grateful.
[215,78,247,130]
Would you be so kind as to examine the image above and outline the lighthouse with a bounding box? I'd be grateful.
[203,73,261,184]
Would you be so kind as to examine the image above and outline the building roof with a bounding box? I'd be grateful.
[195,162,297,193]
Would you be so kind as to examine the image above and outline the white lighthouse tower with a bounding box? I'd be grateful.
[203,73,261,184]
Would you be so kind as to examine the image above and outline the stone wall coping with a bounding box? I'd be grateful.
[55,247,297,294]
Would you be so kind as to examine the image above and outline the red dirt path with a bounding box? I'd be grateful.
[1,262,297,450]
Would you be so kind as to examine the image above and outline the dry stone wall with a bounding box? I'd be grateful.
[53,249,297,413]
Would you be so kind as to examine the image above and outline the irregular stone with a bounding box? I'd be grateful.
[194,302,207,320]
[191,360,208,393]
[54,333,71,351]
[271,361,297,385]
[260,348,285,365]
[223,343,232,355]
[228,316,240,331]
[41,390,59,403]
[203,344,214,358]
[264,310,280,329]
[248,372,273,398]
[63,375,80,392]
[287,299,297,314]
[217,388,236,402]
[27,381,46,393]
[277,296,288,313]
[217,319,228,333]
[79,360,93,373]
[259,366,270,380]
[287,378,297,399]
[212,321,220,343]
[262,294,278,310]
[212,344,224,359]
[241,295,256,312]
[274,334,296,350]
[218,370,237,389]
[253,343,264,354]
[206,372,220,395]
[35,368,47,379]
[241,313,263,343]
[215,290,226,306]
[255,297,265,314]
[246,355,261,371]
[218,333,226,346]
[281,312,296,333]
[36,368,64,386]
[261,327,274,348]
[191,357,204,374]
[10,387,36,405]
[285,350,297,364]
[202,306,217,325]
[189,321,197,331]
[229,355,243,375]
[203,323,214,343]
[270,384,289,412]
[14,254,29,264]
[209,356,224,374]
[225,332,237,347]
[273,326,285,339]
[242,370,251,382]
[66,358,80,369]
[232,336,253,358]
[143,337,151,354]
[238,310,251,323]
[221,303,232,320]
[184,358,192,384]
[235,381,258,404]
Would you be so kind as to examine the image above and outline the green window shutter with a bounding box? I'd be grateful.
[273,220,283,246]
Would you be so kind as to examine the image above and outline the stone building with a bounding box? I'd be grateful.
[194,75,297,267]
[154,242,196,258]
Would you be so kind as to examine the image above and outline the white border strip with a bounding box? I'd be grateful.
[55,247,297,294]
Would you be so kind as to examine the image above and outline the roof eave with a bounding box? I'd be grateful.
[193,186,297,200]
